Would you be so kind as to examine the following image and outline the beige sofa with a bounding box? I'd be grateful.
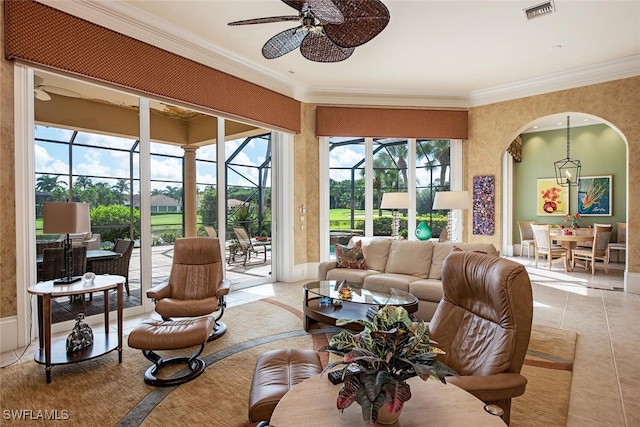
[318,237,499,321]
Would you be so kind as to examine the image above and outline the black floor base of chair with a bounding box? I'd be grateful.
[206,321,227,342]
[142,347,206,387]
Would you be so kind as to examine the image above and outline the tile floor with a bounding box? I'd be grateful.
[2,256,638,426]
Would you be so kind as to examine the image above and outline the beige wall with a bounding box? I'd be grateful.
[465,77,640,276]
[1,7,17,317]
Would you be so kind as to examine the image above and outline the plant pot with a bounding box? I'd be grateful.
[376,404,402,425]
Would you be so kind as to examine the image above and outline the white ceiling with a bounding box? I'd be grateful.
[35,0,640,132]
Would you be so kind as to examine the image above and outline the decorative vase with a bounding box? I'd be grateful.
[415,221,432,240]
[376,404,403,425]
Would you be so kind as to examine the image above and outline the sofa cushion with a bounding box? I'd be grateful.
[363,274,413,294]
[409,279,445,304]
[335,240,367,269]
[326,268,377,284]
[352,237,392,272]
[384,240,434,279]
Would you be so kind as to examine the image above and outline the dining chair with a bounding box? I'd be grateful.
[531,224,568,271]
[517,221,535,258]
[608,222,626,263]
[572,224,613,274]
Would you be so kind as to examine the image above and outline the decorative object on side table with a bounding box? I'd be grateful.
[66,313,94,353]
[414,221,432,240]
[337,280,353,300]
[320,305,457,426]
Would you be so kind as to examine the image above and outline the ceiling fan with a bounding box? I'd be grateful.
[34,75,82,101]
[228,0,390,63]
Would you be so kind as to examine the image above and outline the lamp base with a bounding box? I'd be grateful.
[54,276,82,285]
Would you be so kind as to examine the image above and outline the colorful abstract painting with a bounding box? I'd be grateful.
[473,175,494,235]
[537,178,569,216]
[577,175,612,216]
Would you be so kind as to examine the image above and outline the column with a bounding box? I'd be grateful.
[183,147,198,237]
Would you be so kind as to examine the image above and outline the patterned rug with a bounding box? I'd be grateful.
[0,287,575,426]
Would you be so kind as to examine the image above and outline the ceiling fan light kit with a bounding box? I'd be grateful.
[229,0,390,63]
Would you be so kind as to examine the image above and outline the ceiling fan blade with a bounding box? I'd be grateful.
[34,88,51,101]
[324,0,390,48]
[40,85,81,98]
[228,15,299,26]
[309,0,344,24]
[300,32,354,63]
[281,0,306,12]
[262,27,307,59]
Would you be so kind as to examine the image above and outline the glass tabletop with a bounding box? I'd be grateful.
[304,280,417,306]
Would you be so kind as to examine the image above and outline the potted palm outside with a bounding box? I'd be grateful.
[321,305,457,426]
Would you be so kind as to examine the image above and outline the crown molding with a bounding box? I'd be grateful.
[469,55,640,107]
[36,1,640,110]
[302,88,470,108]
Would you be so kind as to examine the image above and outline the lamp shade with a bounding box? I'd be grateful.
[43,202,91,234]
[380,192,410,209]
[432,191,471,210]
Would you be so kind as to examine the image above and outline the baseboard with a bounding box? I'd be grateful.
[0,316,19,353]
[292,262,318,283]
[624,270,640,293]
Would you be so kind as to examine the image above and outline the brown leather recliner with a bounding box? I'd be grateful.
[147,237,231,341]
[429,251,533,425]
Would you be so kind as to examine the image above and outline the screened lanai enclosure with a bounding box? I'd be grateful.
[328,137,451,249]
[31,69,274,325]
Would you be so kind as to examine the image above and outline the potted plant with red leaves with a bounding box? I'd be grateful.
[320,306,457,426]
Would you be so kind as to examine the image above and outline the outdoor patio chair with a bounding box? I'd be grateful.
[88,239,135,295]
[229,226,268,266]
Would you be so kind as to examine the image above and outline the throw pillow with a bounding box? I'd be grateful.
[335,240,368,269]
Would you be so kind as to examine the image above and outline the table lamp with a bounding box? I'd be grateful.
[432,191,471,242]
[43,202,91,284]
[381,192,410,239]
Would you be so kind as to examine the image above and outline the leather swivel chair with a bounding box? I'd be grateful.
[429,251,533,425]
[147,237,231,341]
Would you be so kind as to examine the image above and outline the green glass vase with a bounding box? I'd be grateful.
[415,221,432,240]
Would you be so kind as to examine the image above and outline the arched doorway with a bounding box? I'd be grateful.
[503,112,628,289]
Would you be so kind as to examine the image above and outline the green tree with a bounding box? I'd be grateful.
[198,186,218,227]
[36,174,66,193]
[418,139,450,189]
[75,176,93,189]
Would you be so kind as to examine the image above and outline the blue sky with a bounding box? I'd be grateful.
[35,126,269,192]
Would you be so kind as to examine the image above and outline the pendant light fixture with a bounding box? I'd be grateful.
[554,115,581,187]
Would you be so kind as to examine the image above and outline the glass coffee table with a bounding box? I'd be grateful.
[303,280,418,331]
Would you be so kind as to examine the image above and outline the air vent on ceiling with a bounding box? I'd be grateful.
[523,1,555,20]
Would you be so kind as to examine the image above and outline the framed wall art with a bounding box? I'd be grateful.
[577,175,612,216]
[472,175,495,235]
[537,178,569,216]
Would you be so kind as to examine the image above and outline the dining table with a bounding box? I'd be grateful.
[550,229,593,262]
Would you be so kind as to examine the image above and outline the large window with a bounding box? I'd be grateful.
[327,137,451,254]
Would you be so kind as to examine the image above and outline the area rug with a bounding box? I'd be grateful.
[0,288,576,426]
